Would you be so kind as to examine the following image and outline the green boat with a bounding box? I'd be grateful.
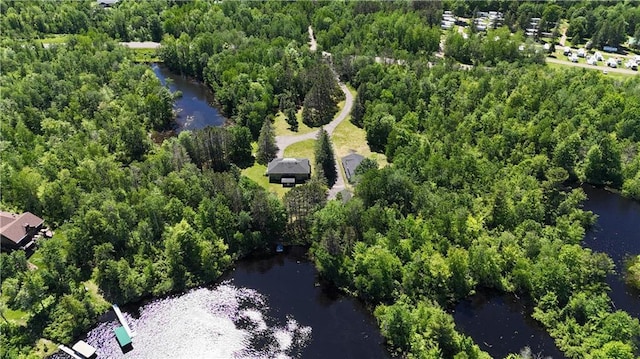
[114,326,132,347]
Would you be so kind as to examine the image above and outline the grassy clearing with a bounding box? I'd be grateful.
[546,62,634,80]
[1,295,28,325]
[36,34,69,44]
[241,163,290,199]
[83,280,110,312]
[28,250,45,269]
[273,109,314,136]
[31,339,57,358]
[284,139,316,163]
[332,116,387,168]
[131,48,161,63]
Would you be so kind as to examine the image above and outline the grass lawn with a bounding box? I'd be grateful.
[28,250,45,269]
[3,308,28,325]
[332,116,387,168]
[31,339,57,358]
[1,295,28,325]
[36,34,70,44]
[546,62,635,80]
[83,280,111,312]
[241,163,290,199]
[273,109,315,136]
[283,139,316,162]
[131,48,161,63]
[274,84,356,138]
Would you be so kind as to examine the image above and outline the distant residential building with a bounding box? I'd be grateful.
[97,0,118,7]
[0,211,45,251]
[266,158,311,187]
[341,153,365,183]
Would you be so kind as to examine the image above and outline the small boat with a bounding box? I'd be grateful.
[114,326,132,348]
[276,243,284,253]
[72,340,97,358]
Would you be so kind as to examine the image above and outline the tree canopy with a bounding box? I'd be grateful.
[2,1,639,358]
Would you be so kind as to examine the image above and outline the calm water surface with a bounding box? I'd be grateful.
[151,64,226,132]
[453,292,565,359]
[582,185,640,319]
[52,247,389,359]
[453,186,640,358]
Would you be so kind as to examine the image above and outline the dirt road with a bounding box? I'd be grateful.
[275,26,353,199]
[119,41,161,49]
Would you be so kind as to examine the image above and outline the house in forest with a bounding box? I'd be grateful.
[341,153,365,183]
[97,0,119,7]
[266,158,311,187]
[0,211,45,252]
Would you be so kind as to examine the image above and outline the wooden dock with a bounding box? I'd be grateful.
[58,345,82,359]
[112,304,136,338]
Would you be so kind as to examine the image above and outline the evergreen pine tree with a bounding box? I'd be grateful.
[302,63,343,127]
[256,118,278,165]
[314,128,338,187]
[351,84,367,128]
[285,107,298,132]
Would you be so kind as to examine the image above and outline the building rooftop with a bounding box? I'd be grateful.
[267,158,311,175]
[0,211,44,244]
[341,153,365,182]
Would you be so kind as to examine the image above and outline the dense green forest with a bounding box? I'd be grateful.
[1,1,640,358]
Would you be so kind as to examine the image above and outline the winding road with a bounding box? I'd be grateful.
[275,26,354,199]
[118,35,357,198]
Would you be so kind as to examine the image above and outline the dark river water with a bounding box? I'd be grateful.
[582,185,640,319]
[52,65,639,359]
[52,247,389,359]
[453,291,566,359]
[453,186,640,359]
[151,64,226,132]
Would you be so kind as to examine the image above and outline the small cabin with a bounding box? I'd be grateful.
[266,158,311,187]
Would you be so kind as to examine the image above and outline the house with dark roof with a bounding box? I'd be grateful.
[0,211,44,251]
[341,153,365,183]
[266,158,311,187]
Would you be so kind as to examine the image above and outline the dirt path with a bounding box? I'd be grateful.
[308,26,317,52]
[119,41,161,49]
[559,28,567,47]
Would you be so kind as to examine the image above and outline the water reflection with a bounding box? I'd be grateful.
[51,247,389,359]
[582,185,640,319]
[223,246,390,359]
[53,284,311,359]
[150,64,226,132]
[453,291,565,359]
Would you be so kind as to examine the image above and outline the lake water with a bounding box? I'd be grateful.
[151,64,226,132]
[51,247,389,359]
[453,291,566,359]
[582,185,640,319]
[453,186,640,358]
